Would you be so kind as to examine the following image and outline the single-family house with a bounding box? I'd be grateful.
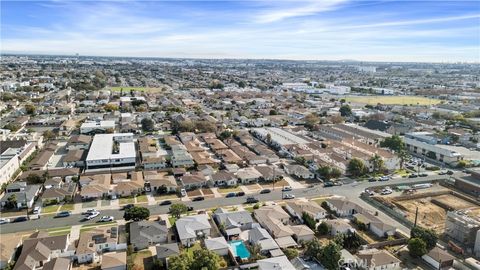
[285,199,327,222]
[211,171,237,187]
[101,252,126,270]
[284,164,314,179]
[422,247,455,270]
[129,220,168,250]
[356,248,401,270]
[180,173,208,190]
[204,237,229,256]
[175,214,212,247]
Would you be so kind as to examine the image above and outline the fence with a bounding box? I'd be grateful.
[360,194,415,229]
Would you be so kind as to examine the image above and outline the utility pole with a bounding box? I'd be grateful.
[414,206,418,227]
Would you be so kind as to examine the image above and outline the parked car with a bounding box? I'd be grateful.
[0,218,11,224]
[333,181,343,186]
[282,186,292,191]
[85,211,100,220]
[56,211,71,218]
[419,173,428,177]
[379,176,390,181]
[380,189,393,195]
[82,209,97,215]
[33,206,41,215]
[160,200,172,206]
[236,191,245,197]
[192,196,205,201]
[12,216,28,223]
[438,171,447,175]
[283,193,295,199]
[364,189,375,196]
[368,177,378,182]
[260,189,271,194]
[245,197,259,204]
[99,216,114,222]
[187,206,194,211]
[446,170,454,175]
[122,204,134,210]
[226,192,236,198]
[323,182,334,187]
[408,174,418,178]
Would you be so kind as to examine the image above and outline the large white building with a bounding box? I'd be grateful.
[85,133,136,171]
[80,121,115,134]
[404,132,464,164]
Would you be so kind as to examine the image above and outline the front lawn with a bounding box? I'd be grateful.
[119,197,135,205]
[153,194,178,201]
[218,186,241,193]
[136,195,148,203]
[42,204,60,214]
[59,203,74,211]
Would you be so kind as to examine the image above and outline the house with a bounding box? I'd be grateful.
[79,174,111,200]
[290,225,315,242]
[285,199,327,222]
[180,172,208,190]
[42,257,71,270]
[236,167,262,184]
[101,252,126,270]
[284,164,314,179]
[243,226,280,255]
[170,145,194,168]
[41,182,76,205]
[257,256,296,270]
[0,234,23,269]
[422,247,455,270]
[67,135,92,151]
[155,243,180,268]
[29,149,54,170]
[144,172,177,193]
[211,171,237,187]
[0,182,42,209]
[254,165,283,182]
[62,149,85,167]
[80,121,115,135]
[59,119,76,136]
[254,206,294,238]
[325,219,355,236]
[175,214,212,247]
[13,231,71,270]
[129,220,168,250]
[353,212,396,238]
[356,248,401,270]
[325,197,365,217]
[213,208,255,238]
[204,237,229,256]
[76,227,125,264]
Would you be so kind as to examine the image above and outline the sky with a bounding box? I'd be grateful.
[1,0,480,62]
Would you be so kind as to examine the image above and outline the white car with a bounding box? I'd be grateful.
[381,189,393,195]
[0,218,10,224]
[85,211,100,220]
[283,193,295,199]
[82,209,97,215]
[282,186,292,191]
[99,216,114,222]
[33,206,41,214]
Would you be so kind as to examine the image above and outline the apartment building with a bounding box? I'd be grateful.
[85,133,136,171]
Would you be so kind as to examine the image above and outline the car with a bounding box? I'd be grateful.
[187,206,194,211]
[85,211,100,220]
[192,196,205,201]
[333,181,343,186]
[283,193,295,199]
[380,189,393,195]
[226,192,236,198]
[260,189,271,194]
[122,204,134,210]
[368,177,378,182]
[12,216,28,223]
[408,174,418,178]
[282,186,292,191]
[419,173,428,177]
[82,209,97,215]
[99,216,114,222]
[323,182,334,187]
[236,191,245,197]
[33,206,41,215]
[438,171,447,175]
[0,218,11,224]
[245,197,259,204]
[379,176,390,181]
[364,189,374,196]
[144,186,151,192]
[56,211,71,218]
[406,165,415,170]
[160,200,172,206]
[446,170,454,175]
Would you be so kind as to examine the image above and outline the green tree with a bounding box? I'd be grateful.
[304,113,320,129]
[3,123,21,132]
[124,206,150,221]
[104,103,119,112]
[25,104,36,115]
[411,226,437,250]
[334,232,362,251]
[339,105,352,117]
[168,253,193,270]
[6,194,17,209]
[25,173,44,184]
[347,158,368,177]
[457,160,468,168]
[380,135,405,152]
[304,239,323,260]
[302,212,317,230]
[247,244,266,261]
[169,203,188,219]
[218,130,232,140]
[408,238,427,258]
[320,242,341,270]
[141,118,154,132]
[43,130,56,141]
[283,248,299,260]
[369,154,385,173]
[397,149,410,169]
[317,166,342,180]
[191,249,221,270]
[317,221,330,235]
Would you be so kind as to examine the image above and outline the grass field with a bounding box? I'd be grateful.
[109,86,163,92]
[119,197,135,205]
[59,203,74,211]
[345,95,441,105]
[136,195,148,203]
[42,205,60,214]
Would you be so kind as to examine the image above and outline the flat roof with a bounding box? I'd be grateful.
[86,133,135,161]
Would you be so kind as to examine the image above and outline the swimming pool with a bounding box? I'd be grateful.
[229,240,251,259]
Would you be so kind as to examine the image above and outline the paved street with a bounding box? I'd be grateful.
[0,174,455,234]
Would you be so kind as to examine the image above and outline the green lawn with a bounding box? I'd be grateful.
[168,216,177,226]
[46,226,71,232]
[80,221,116,232]
[218,186,241,193]
[109,86,164,93]
[48,229,71,236]
[136,195,148,203]
[101,200,111,207]
[345,95,441,105]
[243,206,254,213]
[59,203,74,211]
[311,197,327,205]
[394,169,409,177]
[82,201,97,208]
[119,197,135,205]
[42,205,60,214]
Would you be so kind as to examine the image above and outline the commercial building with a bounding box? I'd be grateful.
[404,132,463,164]
[85,133,136,171]
[80,121,115,134]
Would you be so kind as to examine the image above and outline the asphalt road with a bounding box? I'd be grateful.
[0,174,456,234]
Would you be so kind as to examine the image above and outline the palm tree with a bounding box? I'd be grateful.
[369,154,384,173]
[397,149,410,170]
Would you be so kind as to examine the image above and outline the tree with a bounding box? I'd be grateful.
[25,173,44,184]
[457,160,468,168]
[304,239,323,260]
[347,158,368,177]
[6,194,17,209]
[319,242,341,270]
[247,244,266,261]
[123,206,150,221]
[104,103,119,112]
[397,149,410,169]
[3,123,21,132]
[238,81,246,88]
[191,249,221,270]
[369,154,385,173]
[317,221,330,235]
[43,130,56,141]
[302,212,317,230]
[380,135,405,152]
[408,238,427,258]
[168,253,193,270]
[169,203,188,219]
[25,104,36,115]
[411,226,437,250]
[141,118,154,132]
[283,248,299,260]
[339,105,352,117]
[304,113,320,129]
[317,166,342,180]
[334,232,362,251]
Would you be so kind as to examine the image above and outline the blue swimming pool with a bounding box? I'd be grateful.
[229,240,251,259]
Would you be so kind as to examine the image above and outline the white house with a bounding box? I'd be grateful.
[175,214,212,247]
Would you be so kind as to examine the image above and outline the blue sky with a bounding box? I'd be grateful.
[1,1,479,62]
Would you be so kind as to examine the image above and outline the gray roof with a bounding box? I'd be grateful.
[249,227,271,243]
[175,214,211,241]
[204,237,229,251]
[155,243,180,259]
[129,221,168,246]
[1,184,41,204]
[213,209,253,229]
